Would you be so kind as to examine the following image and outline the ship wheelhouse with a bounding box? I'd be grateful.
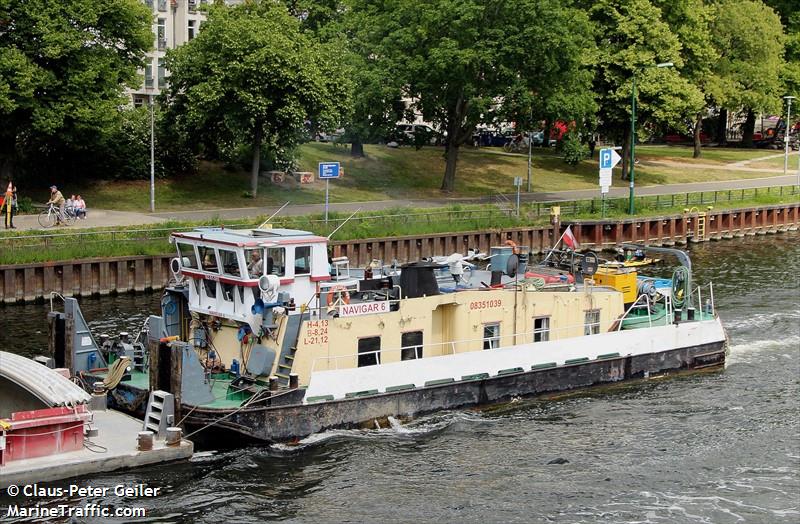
[171,228,330,323]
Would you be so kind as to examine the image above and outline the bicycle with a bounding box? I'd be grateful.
[38,203,76,228]
[503,135,530,154]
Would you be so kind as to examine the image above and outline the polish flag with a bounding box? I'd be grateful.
[562,226,579,250]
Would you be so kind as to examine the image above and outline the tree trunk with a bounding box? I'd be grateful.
[741,109,756,148]
[250,125,262,198]
[693,112,703,158]
[717,108,728,145]
[441,139,459,192]
[621,127,631,181]
[350,139,364,158]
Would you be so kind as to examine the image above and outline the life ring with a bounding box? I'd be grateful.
[504,239,520,254]
[326,286,350,306]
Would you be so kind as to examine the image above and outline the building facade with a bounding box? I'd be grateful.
[131,0,213,107]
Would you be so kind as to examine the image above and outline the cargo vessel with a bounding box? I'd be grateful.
[47,227,727,443]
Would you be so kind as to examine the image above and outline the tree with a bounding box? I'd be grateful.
[585,0,704,179]
[709,0,785,147]
[164,1,351,197]
[0,0,152,180]
[351,0,595,192]
[654,0,719,158]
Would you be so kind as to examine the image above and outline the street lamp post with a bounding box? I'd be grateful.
[783,96,795,179]
[629,62,673,215]
[149,94,155,213]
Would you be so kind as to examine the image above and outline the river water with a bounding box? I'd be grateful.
[1,234,798,523]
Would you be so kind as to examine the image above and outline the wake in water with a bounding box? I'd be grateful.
[268,411,488,452]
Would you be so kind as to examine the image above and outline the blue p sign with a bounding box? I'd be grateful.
[600,148,613,169]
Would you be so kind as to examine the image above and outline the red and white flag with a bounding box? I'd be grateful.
[562,225,579,250]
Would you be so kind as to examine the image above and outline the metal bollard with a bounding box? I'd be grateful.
[137,431,154,451]
[165,427,182,447]
[91,382,107,411]
[674,309,682,323]
[687,307,696,321]
[289,373,299,389]
[269,376,279,391]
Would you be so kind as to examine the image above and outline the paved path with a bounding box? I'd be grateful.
[150,174,799,222]
[6,174,798,231]
[9,209,166,232]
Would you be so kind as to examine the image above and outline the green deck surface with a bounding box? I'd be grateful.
[621,305,714,329]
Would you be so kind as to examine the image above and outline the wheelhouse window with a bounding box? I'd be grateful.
[358,337,381,367]
[483,323,500,350]
[176,243,198,269]
[533,317,550,342]
[219,249,241,278]
[401,331,423,361]
[295,246,311,275]
[202,279,216,299]
[245,248,263,279]
[584,310,601,335]
[266,247,285,276]
[197,246,218,272]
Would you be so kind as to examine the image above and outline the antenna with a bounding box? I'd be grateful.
[257,201,290,229]
[327,208,361,239]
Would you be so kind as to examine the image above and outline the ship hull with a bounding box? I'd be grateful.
[183,336,727,444]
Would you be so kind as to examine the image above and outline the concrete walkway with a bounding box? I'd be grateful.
[150,174,800,223]
[9,209,166,232]
[5,174,798,231]
[0,410,192,487]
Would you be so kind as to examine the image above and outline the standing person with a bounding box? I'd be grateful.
[65,194,75,218]
[2,181,16,229]
[47,185,65,224]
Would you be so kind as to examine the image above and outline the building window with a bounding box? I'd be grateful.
[295,246,311,274]
[584,310,601,336]
[188,0,197,13]
[533,317,550,342]
[188,19,197,40]
[266,247,285,276]
[158,0,167,12]
[144,0,154,10]
[157,57,166,88]
[218,249,241,278]
[401,331,423,360]
[358,337,381,367]
[144,63,154,88]
[483,323,500,350]
[157,18,166,50]
[197,246,218,273]
[133,96,145,108]
[177,243,198,269]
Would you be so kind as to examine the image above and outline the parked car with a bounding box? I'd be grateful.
[472,127,515,147]
[391,124,443,146]
[531,131,556,147]
[316,128,344,142]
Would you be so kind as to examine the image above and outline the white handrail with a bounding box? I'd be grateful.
[616,293,652,331]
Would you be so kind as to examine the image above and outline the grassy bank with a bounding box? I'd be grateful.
[25,143,791,213]
[2,186,797,265]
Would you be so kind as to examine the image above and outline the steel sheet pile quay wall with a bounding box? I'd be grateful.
[0,351,90,407]
[0,203,797,303]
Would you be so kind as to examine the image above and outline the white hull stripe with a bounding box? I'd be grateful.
[305,318,726,402]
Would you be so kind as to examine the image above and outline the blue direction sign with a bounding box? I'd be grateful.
[599,148,622,170]
[318,162,341,179]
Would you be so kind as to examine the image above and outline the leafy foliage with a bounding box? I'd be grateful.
[163,0,351,197]
[350,0,596,192]
[0,0,152,182]
[561,133,589,166]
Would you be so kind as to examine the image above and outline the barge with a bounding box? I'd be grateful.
[47,226,727,443]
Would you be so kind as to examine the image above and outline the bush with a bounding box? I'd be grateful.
[561,133,589,166]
